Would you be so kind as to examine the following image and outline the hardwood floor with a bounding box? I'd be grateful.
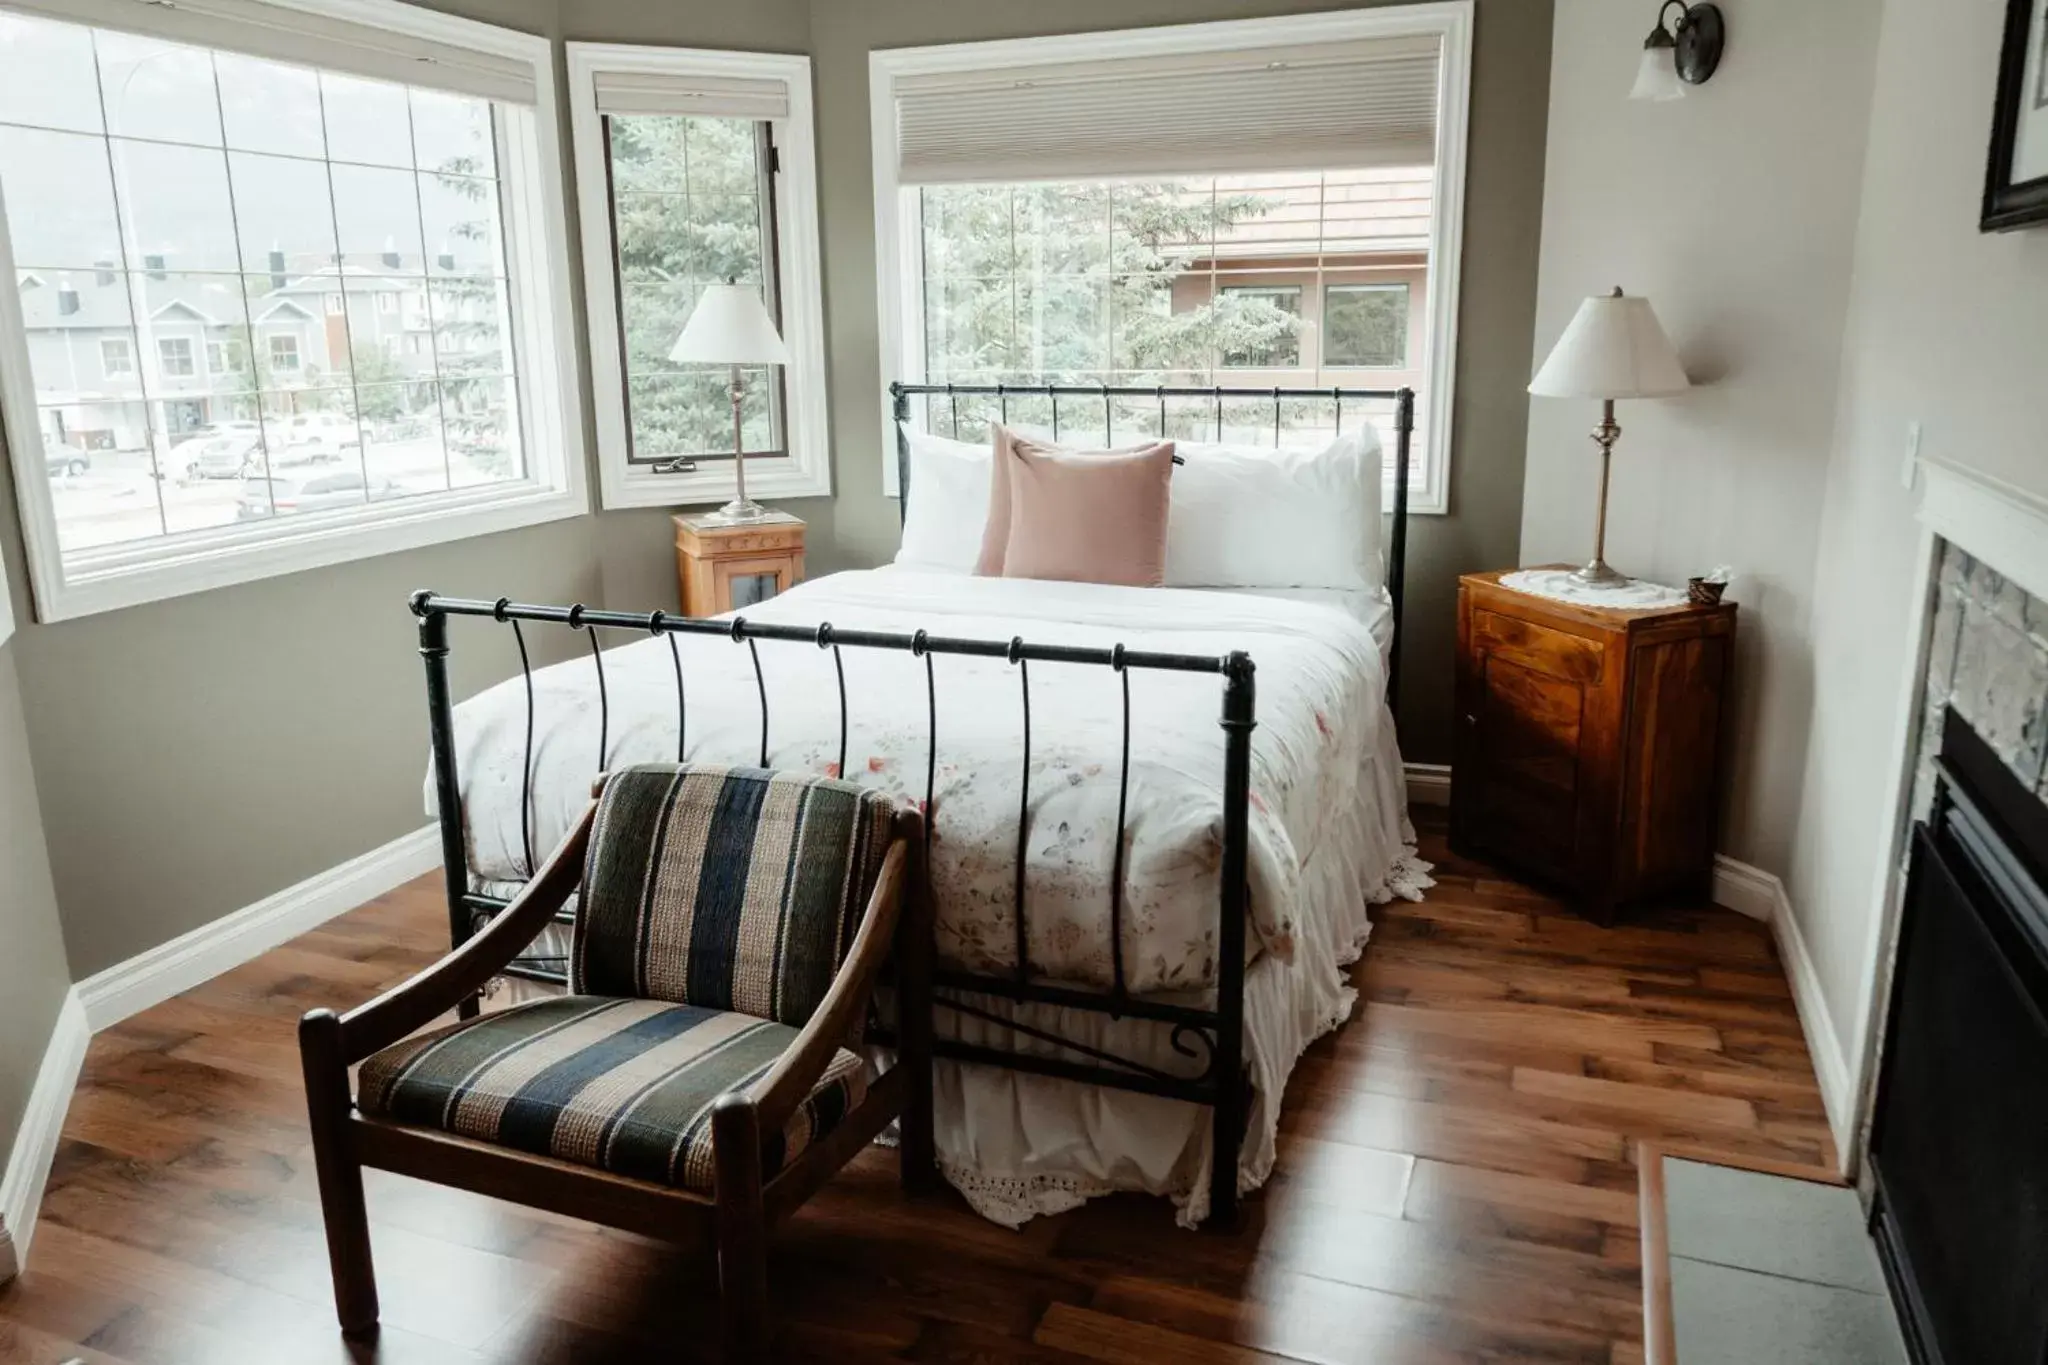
[0,815,1835,1363]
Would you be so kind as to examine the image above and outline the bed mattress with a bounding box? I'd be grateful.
[445,570,1389,994]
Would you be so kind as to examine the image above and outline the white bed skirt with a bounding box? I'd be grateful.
[927,696,1429,1228]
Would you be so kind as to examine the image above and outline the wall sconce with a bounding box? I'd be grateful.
[1631,1,1725,102]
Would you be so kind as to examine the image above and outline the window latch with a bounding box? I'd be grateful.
[653,457,701,475]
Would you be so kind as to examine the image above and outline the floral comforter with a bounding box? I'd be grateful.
[435,569,1388,995]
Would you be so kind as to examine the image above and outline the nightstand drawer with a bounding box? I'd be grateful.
[1471,608,1606,685]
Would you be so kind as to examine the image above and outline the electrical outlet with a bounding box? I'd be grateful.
[1900,420,1923,490]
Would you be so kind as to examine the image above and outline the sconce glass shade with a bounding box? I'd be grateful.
[1630,41,1687,102]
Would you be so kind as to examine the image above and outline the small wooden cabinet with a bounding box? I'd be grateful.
[1451,568,1736,924]
[673,510,805,618]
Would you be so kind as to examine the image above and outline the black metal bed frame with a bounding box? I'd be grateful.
[410,381,1412,1227]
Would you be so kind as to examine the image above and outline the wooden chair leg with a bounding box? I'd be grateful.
[299,1009,379,1338]
[712,1095,770,1362]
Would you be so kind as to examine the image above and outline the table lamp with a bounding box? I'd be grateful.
[669,279,789,525]
[1528,287,1690,587]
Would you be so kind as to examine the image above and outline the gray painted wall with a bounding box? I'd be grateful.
[0,0,1548,983]
[0,640,70,1196]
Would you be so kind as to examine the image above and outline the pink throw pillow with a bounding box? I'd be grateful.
[975,427,1166,576]
[997,432,1176,587]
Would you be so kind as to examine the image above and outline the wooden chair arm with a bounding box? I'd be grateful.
[746,813,918,1135]
[332,800,595,1064]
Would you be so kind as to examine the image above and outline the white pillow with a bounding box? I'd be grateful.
[892,425,991,573]
[1163,428,1384,590]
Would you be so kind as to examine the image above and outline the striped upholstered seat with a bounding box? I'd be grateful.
[358,995,867,1192]
[575,764,900,1027]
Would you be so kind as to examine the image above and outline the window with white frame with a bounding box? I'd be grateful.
[157,336,194,377]
[567,44,829,511]
[870,5,1470,512]
[0,0,583,620]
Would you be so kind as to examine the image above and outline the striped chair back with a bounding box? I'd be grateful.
[572,764,900,1028]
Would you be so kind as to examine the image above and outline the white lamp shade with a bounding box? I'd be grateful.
[1629,44,1687,102]
[1529,291,1690,399]
[668,283,790,366]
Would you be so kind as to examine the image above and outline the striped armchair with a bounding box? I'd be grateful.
[298,765,934,1361]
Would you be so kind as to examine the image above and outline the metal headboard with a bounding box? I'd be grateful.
[889,381,1416,717]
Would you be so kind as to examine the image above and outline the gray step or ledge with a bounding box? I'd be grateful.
[1638,1144,1911,1365]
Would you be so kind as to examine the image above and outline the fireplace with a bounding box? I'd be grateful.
[1867,706,2048,1365]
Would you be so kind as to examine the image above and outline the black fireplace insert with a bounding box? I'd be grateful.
[1868,707,2048,1365]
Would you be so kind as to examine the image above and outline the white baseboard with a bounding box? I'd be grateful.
[1709,854,1779,923]
[76,825,439,1032]
[2,824,440,1284]
[1404,762,1451,807]
[1711,855,1855,1165]
[0,990,89,1280]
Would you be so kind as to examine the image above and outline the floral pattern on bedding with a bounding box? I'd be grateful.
[440,571,1384,995]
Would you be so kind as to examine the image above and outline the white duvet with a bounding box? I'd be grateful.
[435,569,1429,1224]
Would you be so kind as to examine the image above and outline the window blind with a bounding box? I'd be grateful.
[892,36,1441,185]
[0,0,538,104]
[591,69,790,120]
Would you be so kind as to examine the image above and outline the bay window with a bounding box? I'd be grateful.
[870,4,1471,512]
[567,45,829,511]
[0,0,583,620]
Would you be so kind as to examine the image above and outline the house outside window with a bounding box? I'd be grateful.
[157,337,195,377]
[0,1,584,620]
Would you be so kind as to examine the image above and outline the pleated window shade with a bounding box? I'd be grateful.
[1,0,538,104]
[893,36,1441,185]
[591,70,790,120]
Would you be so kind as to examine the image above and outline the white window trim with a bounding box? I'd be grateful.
[867,2,1472,514]
[0,0,588,623]
[566,43,831,512]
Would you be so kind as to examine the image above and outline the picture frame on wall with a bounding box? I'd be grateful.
[1983,0,2048,229]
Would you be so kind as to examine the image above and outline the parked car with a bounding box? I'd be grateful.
[174,419,263,448]
[43,446,89,477]
[184,434,264,481]
[236,468,398,519]
[282,413,361,452]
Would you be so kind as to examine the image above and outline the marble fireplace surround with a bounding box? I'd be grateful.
[1848,454,2048,1162]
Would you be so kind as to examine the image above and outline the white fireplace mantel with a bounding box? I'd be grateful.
[1839,453,2048,1172]
[1916,454,2048,606]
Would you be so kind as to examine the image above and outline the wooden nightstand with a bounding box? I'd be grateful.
[673,510,805,617]
[1451,568,1736,924]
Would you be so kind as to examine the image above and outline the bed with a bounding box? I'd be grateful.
[411,382,1429,1227]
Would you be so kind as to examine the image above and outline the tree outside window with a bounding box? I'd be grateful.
[1218,285,1301,368]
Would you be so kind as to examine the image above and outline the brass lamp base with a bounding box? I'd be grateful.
[1571,558,1629,588]
[700,497,772,526]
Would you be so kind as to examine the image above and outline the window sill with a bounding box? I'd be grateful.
[599,456,832,512]
[29,480,590,623]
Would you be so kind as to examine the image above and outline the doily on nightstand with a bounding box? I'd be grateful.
[1500,568,1690,609]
